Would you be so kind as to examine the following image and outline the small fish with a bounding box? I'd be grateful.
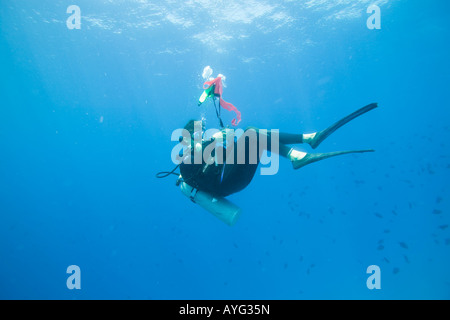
[403,255,410,264]
[374,212,383,219]
[439,225,448,230]
[402,179,413,185]
[393,267,400,274]
[384,229,391,234]
[433,209,442,215]
[436,196,443,204]
[377,245,384,250]
[399,242,408,249]
[383,257,390,263]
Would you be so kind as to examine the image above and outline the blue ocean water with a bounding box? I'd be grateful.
[0,0,449,300]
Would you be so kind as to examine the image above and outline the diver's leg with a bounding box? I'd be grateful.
[278,132,303,144]
[242,128,373,169]
[304,103,378,149]
[288,148,374,170]
[244,127,293,159]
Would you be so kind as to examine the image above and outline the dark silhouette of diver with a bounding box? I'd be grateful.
[177,103,378,198]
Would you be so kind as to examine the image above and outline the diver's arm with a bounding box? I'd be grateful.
[211,129,236,162]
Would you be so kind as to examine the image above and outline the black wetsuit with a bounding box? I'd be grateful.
[179,129,300,197]
[179,136,259,197]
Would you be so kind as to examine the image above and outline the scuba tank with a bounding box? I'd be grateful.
[178,180,241,226]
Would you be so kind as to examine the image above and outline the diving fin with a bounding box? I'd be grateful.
[291,149,374,170]
[307,103,378,149]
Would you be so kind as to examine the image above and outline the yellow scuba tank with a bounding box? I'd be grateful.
[198,84,216,106]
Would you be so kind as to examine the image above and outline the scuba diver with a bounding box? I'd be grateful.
[178,103,377,196]
[158,70,378,226]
